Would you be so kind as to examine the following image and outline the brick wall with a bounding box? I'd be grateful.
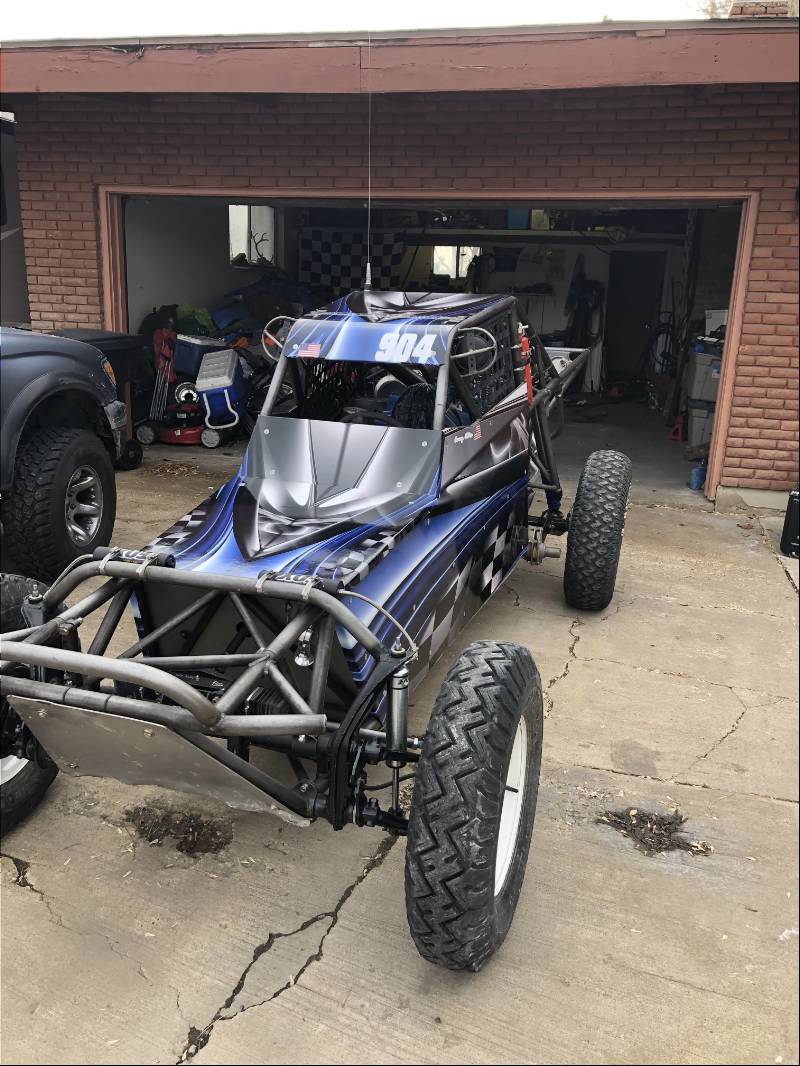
[8,84,799,491]
[729,3,791,17]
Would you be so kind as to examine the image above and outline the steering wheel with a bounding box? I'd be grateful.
[340,407,404,428]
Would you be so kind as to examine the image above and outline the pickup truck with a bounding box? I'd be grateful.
[0,326,127,582]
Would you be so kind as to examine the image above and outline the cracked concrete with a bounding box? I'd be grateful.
[2,432,798,1065]
[543,617,582,715]
[684,695,748,772]
[175,836,396,1064]
[1,851,67,927]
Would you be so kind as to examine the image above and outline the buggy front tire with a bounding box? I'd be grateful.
[405,641,543,971]
[0,574,59,835]
[563,449,632,612]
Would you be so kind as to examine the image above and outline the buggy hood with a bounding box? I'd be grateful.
[233,416,441,558]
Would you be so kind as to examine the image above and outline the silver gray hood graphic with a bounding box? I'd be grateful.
[234,416,441,558]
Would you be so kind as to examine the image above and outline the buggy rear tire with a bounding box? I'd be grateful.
[0,574,60,835]
[404,641,543,971]
[4,428,116,584]
[563,449,632,612]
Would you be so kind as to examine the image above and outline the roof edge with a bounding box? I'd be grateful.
[2,17,798,50]
[3,20,797,95]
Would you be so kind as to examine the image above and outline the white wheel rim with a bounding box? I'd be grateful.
[0,753,28,786]
[495,718,528,896]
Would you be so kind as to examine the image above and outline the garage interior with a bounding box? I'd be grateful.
[118,193,739,492]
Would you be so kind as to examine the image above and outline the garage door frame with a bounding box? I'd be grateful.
[98,184,760,501]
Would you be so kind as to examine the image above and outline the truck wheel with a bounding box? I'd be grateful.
[563,449,632,612]
[4,428,117,583]
[405,641,543,971]
[0,574,60,835]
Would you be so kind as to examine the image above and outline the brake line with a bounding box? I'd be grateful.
[337,589,418,661]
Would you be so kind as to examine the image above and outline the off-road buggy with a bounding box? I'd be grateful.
[0,290,631,971]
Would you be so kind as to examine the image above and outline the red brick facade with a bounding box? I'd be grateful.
[8,84,799,492]
[729,3,791,16]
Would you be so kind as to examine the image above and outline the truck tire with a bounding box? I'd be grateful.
[405,641,543,971]
[563,449,632,612]
[0,574,60,835]
[4,428,116,583]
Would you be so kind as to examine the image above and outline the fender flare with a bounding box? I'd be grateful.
[0,375,111,492]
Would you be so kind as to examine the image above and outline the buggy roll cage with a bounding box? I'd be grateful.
[0,299,589,831]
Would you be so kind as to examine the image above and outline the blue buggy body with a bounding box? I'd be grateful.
[147,291,534,689]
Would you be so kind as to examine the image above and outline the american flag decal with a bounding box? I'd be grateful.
[299,343,321,358]
[473,421,482,440]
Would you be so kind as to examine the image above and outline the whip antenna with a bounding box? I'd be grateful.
[364,29,373,289]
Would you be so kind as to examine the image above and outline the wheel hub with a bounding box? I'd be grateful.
[64,465,103,545]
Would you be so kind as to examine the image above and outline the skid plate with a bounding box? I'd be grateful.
[9,697,309,825]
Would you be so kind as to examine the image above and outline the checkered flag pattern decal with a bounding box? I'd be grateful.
[298,229,405,295]
[479,509,514,601]
[312,530,399,587]
[413,555,474,671]
[411,505,519,675]
[148,500,215,550]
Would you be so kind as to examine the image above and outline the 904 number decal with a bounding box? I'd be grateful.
[375,332,438,363]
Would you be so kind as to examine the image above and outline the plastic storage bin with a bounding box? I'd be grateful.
[687,399,716,448]
[686,350,722,403]
[173,335,225,378]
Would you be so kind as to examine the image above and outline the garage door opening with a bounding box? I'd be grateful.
[117,192,743,499]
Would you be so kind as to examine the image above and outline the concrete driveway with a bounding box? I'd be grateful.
[1,444,798,1066]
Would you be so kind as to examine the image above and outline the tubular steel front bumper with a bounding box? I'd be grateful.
[0,553,405,826]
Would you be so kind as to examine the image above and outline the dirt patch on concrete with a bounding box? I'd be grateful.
[125,804,233,856]
[597,807,713,857]
[148,460,201,478]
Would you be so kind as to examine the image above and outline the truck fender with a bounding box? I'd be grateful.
[1,374,112,492]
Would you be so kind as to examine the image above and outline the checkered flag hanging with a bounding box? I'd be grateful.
[298,229,405,295]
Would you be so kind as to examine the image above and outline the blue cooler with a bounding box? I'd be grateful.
[174,335,225,377]
[195,349,246,431]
